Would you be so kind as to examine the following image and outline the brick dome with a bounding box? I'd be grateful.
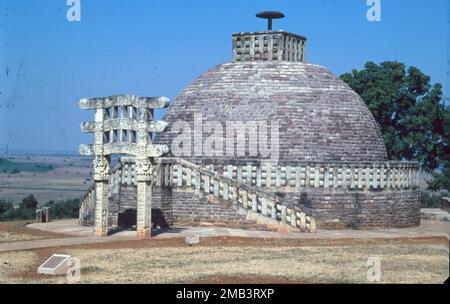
[157,60,388,162]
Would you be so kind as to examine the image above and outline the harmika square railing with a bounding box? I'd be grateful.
[79,95,169,238]
[232,30,307,62]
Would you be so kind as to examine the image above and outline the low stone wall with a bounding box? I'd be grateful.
[98,186,420,230]
[169,189,249,225]
[81,186,421,230]
[281,189,420,229]
[104,186,249,227]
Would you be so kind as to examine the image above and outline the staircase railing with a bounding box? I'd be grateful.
[156,158,317,232]
[78,183,95,225]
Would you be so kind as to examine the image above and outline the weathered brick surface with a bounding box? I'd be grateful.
[110,185,174,228]
[101,185,249,228]
[156,61,387,162]
[169,190,248,225]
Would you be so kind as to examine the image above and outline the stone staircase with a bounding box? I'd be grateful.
[79,158,317,233]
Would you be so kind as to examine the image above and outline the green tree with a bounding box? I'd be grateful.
[0,208,35,221]
[428,108,450,192]
[340,61,450,190]
[19,194,39,210]
[0,200,13,214]
[45,199,80,219]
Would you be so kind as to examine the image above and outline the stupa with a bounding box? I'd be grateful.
[79,12,420,236]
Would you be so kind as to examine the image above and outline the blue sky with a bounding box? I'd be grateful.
[0,0,448,153]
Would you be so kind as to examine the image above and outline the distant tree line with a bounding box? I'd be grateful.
[0,158,55,174]
[0,195,80,221]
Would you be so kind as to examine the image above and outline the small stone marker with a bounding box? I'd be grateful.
[36,207,51,223]
[185,234,200,246]
[37,254,72,275]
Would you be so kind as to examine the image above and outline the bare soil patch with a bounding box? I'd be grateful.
[55,235,450,250]
[0,221,67,243]
[190,275,315,284]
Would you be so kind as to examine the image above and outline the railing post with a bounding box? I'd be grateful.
[281,205,287,223]
[136,157,153,239]
[93,155,110,237]
[252,194,258,212]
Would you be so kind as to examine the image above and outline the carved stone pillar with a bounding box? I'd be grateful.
[136,157,153,239]
[93,155,110,237]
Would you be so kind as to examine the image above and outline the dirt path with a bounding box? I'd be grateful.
[0,235,135,252]
[2,233,448,253]
[1,219,448,253]
[0,221,68,243]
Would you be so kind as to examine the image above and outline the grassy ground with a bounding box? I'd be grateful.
[0,242,448,284]
[0,221,65,243]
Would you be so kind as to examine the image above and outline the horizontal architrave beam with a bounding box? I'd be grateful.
[79,143,169,157]
[79,95,169,110]
[80,119,168,133]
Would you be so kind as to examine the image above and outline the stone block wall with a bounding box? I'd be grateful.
[107,185,174,228]
[101,185,419,230]
[281,189,420,229]
[101,185,249,228]
[169,189,248,225]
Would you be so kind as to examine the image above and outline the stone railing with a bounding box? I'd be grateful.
[101,159,419,191]
[79,183,95,225]
[220,162,419,191]
[157,158,316,232]
[79,158,419,232]
[232,30,307,62]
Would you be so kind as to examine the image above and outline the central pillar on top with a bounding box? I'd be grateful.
[136,156,153,239]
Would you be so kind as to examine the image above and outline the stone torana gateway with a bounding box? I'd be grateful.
[79,12,420,238]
